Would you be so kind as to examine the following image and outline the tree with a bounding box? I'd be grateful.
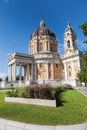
[5,76,8,81]
[0,78,3,81]
[78,21,87,86]
[78,52,87,86]
[80,21,87,43]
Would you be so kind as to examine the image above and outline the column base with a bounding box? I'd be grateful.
[18,80,22,87]
[25,80,31,85]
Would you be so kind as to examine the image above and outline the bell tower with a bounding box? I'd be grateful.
[64,22,77,55]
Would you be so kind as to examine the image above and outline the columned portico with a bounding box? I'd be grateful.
[8,52,34,85]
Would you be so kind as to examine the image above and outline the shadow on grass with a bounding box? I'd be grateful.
[55,89,69,107]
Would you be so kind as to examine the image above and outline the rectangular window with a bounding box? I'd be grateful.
[50,47,53,52]
[39,43,43,51]
[47,41,48,50]
[39,63,43,68]
[56,64,58,67]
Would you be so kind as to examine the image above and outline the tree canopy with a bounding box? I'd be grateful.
[78,52,87,85]
[80,21,87,43]
[78,21,87,85]
[0,78,3,81]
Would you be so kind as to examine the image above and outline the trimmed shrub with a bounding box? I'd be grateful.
[39,84,52,99]
[51,85,61,99]
[33,84,39,98]
[25,84,52,99]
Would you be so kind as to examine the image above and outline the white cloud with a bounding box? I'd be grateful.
[0,73,7,79]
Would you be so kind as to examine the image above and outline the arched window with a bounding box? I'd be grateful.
[67,33,69,36]
[67,40,70,48]
[69,71,71,77]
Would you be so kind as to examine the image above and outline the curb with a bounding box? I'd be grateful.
[0,118,87,130]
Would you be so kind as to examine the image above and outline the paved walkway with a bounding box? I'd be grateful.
[0,118,87,130]
[76,86,87,97]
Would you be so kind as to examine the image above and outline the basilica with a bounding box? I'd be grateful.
[8,20,81,86]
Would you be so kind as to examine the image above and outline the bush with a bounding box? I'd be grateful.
[51,85,61,99]
[39,84,52,99]
[25,84,52,99]
[33,84,39,98]
[6,84,64,104]
[6,87,19,97]
[62,84,73,90]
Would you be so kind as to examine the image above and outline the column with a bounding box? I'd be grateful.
[19,65,22,80]
[48,42,50,51]
[35,64,37,80]
[29,64,30,80]
[46,63,49,80]
[10,64,12,81]
[64,62,67,80]
[51,63,54,80]
[8,65,11,81]
[31,64,33,80]
[13,63,16,81]
[24,66,26,81]
[26,64,30,80]
[11,64,14,81]
[71,61,75,79]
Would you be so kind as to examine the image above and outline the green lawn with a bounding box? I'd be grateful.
[0,90,87,125]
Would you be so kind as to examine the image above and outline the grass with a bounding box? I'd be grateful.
[0,89,87,125]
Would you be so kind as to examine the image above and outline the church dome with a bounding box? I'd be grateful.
[30,20,56,40]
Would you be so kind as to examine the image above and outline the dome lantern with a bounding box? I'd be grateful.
[40,20,46,27]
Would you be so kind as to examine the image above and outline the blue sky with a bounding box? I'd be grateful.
[0,0,87,79]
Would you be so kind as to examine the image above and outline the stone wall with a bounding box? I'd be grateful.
[5,97,56,107]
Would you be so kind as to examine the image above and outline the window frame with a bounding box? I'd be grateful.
[39,43,43,52]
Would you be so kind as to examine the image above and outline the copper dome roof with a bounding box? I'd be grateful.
[30,20,56,40]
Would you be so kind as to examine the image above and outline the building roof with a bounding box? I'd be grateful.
[30,20,56,40]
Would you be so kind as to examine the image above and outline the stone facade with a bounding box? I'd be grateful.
[8,20,81,86]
